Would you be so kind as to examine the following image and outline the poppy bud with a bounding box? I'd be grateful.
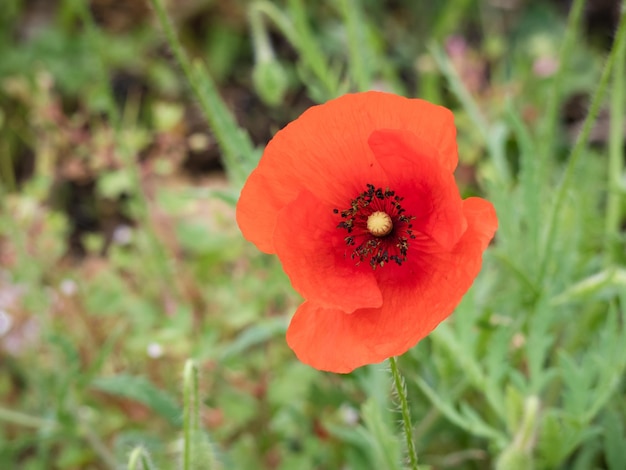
[252,59,289,106]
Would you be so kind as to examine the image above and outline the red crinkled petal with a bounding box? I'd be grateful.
[273,189,382,313]
[285,197,497,373]
[368,129,466,251]
[236,92,457,254]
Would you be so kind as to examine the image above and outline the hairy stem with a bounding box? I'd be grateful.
[183,359,199,470]
[389,356,419,470]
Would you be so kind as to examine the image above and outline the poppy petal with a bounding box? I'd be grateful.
[286,301,381,373]
[368,129,466,250]
[236,92,456,254]
[273,189,383,313]
[236,167,284,253]
[363,197,498,357]
[286,197,497,373]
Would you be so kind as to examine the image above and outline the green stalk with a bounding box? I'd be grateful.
[605,3,626,265]
[429,43,490,141]
[287,0,339,98]
[74,1,183,302]
[81,420,119,470]
[0,140,16,192]
[249,3,275,64]
[338,0,371,91]
[389,356,419,470]
[0,407,55,429]
[148,0,256,185]
[70,406,119,470]
[249,1,298,46]
[495,396,539,470]
[538,5,626,284]
[429,43,511,185]
[250,0,339,100]
[181,359,219,469]
[183,360,198,470]
[127,447,156,470]
[418,0,473,102]
[540,0,586,160]
[432,0,473,40]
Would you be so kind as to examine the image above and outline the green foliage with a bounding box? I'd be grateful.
[127,446,157,470]
[91,375,182,427]
[0,0,625,469]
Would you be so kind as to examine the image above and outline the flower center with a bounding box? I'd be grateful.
[333,184,416,269]
[367,211,393,237]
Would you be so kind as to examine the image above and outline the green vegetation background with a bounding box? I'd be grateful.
[0,0,625,469]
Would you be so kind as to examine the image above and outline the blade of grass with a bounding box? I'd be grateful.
[287,0,341,99]
[183,360,199,470]
[148,0,257,186]
[68,1,186,302]
[605,4,626,265]
[538,4,626,285]
[505,100,542,279]
[0,407,56,429]
[429,42,490,141]
[419,0,474,102]
[249,0,297,45]
[429,43,511,186]
[78,407,119,470]
[338,0,372,91]
[539,0,587,161]
[0,140,16,192]
[249,0,342,100]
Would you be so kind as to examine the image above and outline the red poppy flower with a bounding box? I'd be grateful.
[236,91,497,373]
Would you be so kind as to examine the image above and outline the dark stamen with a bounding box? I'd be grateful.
[333,184,416,269]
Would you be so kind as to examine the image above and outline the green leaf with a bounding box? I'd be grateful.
[359,398,402,470]
[78,324,125,387]
[551,268,626,305]
[185,430,221,470]
[190,61,259,184]
[537,411,600,467]
[603,411,626,470]
[97,170,134,199]
[91,375,181,426]
[219,317,287,360]
[415,377,507,447]
[175,222,228,256]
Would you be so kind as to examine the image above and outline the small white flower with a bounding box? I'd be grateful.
[60,279,78,296]
[339,404,359,426]
[112,225,133,246]
[533,56,558,78]
[0,309,13,336]
[147,342,164,358]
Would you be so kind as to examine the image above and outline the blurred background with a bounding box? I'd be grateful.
[1,0,625,469]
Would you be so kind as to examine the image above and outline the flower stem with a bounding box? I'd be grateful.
[389,356,419,470]
[183,360,199,470]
